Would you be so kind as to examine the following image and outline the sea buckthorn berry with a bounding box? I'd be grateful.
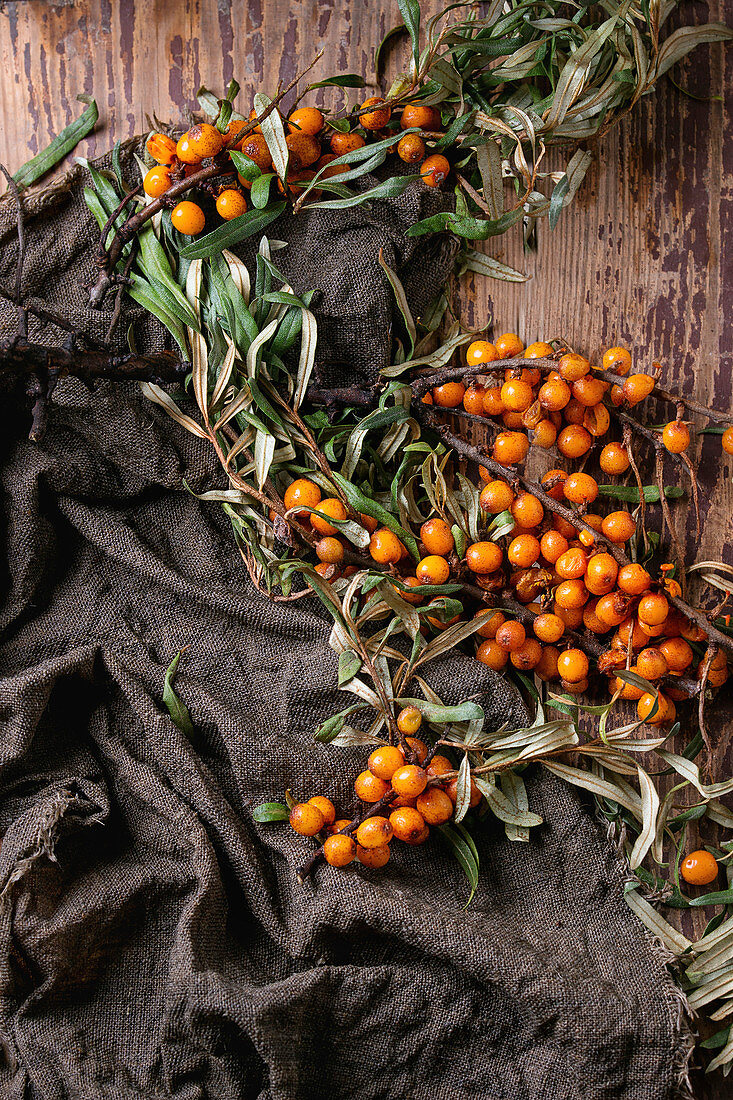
[511,492,544,528]
[329,818,352,835]
[357,843,390,868]
[420,154,451,186]
[600,442,630,476]
[533,614,566,644]
[476,639,508,670]
[401,102,442,130]
[556,547,589,580]
[171,201,206,236]
[401,737,429,763]
[360,96,391,129]
[615,615,651,647]
[482,387,505,415]
[610,383,625,406]
[495,333,524,358]
[432,381,465,407]
[307,796,336,826]
[369,527,405,564]
[558,352,590,382]
[176,132,201,164]
[391,764,428,798]
[679,617,707,643]
[636,647,668,680]
[396,132,427,164]
[501,379,534,412]
[397,706,423,737]
[310,497,348,536]
[466,541,504,574]
[555,579,589,610]
[659,637,694,672]
[617,563,651,595]
[389,806,426,842]
[289,802,325,836]
[143,165,173,197]
[216,189,247,220]
[284,477,321,515]
[369,745,406,781]
[662,421,690,453]
[623,373,656,405]
[323,833,356,867]
[355,770,391,803]
[495,620,526,652]
[637,691,673,725]
[539,378,571,411]
[584,403,611,438]
[356,816,393,849]
[563,398,586,425]
[585,553,619,595]
[578,514,604,548]
[475,609,506,638]
[467,339,500,366]
[421,517,455,556]
[507,534,540,568]
[330,130,366,155]
[540,529,569,564]
[187,122,224,159]
[416,555,450,585]
[462,384,487,416]
[427,755,453,777]
[583,600,609,634]
[537,645,560,681]
[288,106,324,135]
[571,376,606,407]
[445,776,482,808]
[523,341,553,359]
[552,515,576,541]
[146,132,177,164]
[502,410,525,430]
[558,424,592,459]
[533,419,558,448]
[557,648,589,684]
[224,119,249,147]
[240,132,274,171]
[314,562,340,581]
[510,637,543,670]
[316,537,345,565]
[638,592,669,626]
[602,347,632,375]
[722,427,733,454]
[553,602,584,628]
[601,510,636,544]
[416,787,454,825]
[493,431,529,465]
[480,480,514,514]
[563,472,598,504]
[286,131,321,169]
[680,850,718,886]
[394,576,423,605]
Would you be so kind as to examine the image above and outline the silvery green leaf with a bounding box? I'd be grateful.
[293,308,317,409]
[543,760,642,818]
[500,772,531,842]
[253,91,289,179]
[454,754,473,824]
[331,726,385,748]
[338,649,362,686]
[140,382,208,439]
[544,12,622,131]
[254,430,275,490]
[475,138,504,219]
[629,766,660,870]
[624,890,691,955]
[653,23,733,81]
[475,776,543,827]
[462,248,529,282]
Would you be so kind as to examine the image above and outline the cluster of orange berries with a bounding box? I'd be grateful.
[142,98,450,236]
[288,706,471,869]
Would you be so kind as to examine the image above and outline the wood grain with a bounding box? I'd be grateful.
[0,1,731,1092]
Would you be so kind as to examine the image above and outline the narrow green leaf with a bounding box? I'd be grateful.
[338,649,362,686]
[437,822,479,906]
[163,651,195,737]
[252,802,290,823]
[14,95,98,188]
[178,204,286,259]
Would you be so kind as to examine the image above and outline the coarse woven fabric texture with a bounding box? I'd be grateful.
[0,159,689,1100]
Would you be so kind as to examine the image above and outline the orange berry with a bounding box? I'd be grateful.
[239,132,273,172]
[421,517,455,556]
[368,745,405,781]
[360,96,391,129]
[584,403,611,438]
[356,816,393,849]
[420,153,450,186]
[563,472,598,504]
[636,647,668,680]
[143,165,173,198]
[479,387,503,416]
[397,706,423,736]
[553,602,584,629]
[599,442,630,476]
[511,492,544,528]
[427,755,453,778]
[356,843,390,868]
[495,620,526,652]
[445,776,481,808]
[539,378,571,411]
[288,106,324,135]
[329,130,366,156]
[533,614,566,644]
[555,579,589,610]
[563,397,586,425]
[289,802,325,836]
[540,529,569,564]
[637,592,669,626]
[583,600,609,634]
[572,376,606,407]
[354,770,390,802]
[523,341,553,360]
[495,333,524,358]
[558,352,590,382]
[501,410,525,430]
[475,610,506,638]
[479,480,514,514]
[659,637,693,672]
[432,381,465,407]
[396,132,427,163]
[558,424,592,459]
[595,594,628,628]
[617,563,651,595]
[507,534,540,568]
[215,188,248,220]
[171,201,206,235]
[462,383,487,416]
[389,806,427,842]
[286,131,321,170]
[680,850,718,886]
[369,527,405,564]
[224,119,249,148]
[323,833,356,867]
[315,536,344,564]
[146,132,177,164]
[602,347,632,375]
[465,541,503,574]
[623,373,656,405]
[400,736,429,764]
[662,422,690,453]
[533,419,558,448]
[467,339,500,366]
[394,576,423,605]
[416,787,454,825]
[556,547,589,580]
[578,514,604,548]
[537,644,560,681]
[615,615,649,647]
[306,796,336,826]
[493,431,529,465]
[176,132,201,164]
[328,818,352,835]
[400,102,442,130]
[391,764,428,798]
[284,477,321,515]
[637,691,674,725]
[501,378,534,412]
[585,553,619,595]
[476,639,508,670]
[601,511,636,544]
[186,122,224,159]
[557,648,589,684]
[308,497,347,536]
[416,555,450,585]
[722,427,733,454]
[510,637,543,670]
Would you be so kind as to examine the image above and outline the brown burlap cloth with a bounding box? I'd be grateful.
[0,156,691,1100]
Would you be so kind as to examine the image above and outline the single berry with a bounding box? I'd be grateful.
[323,833,356,867]
[171,201,206,235]
[289,802,325,836]
[680,850,718,886]
[368,745,406,781]
[355,816,393,849]
[397,706,422,736]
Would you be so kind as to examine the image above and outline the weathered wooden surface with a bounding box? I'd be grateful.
[0,1,730,1094]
